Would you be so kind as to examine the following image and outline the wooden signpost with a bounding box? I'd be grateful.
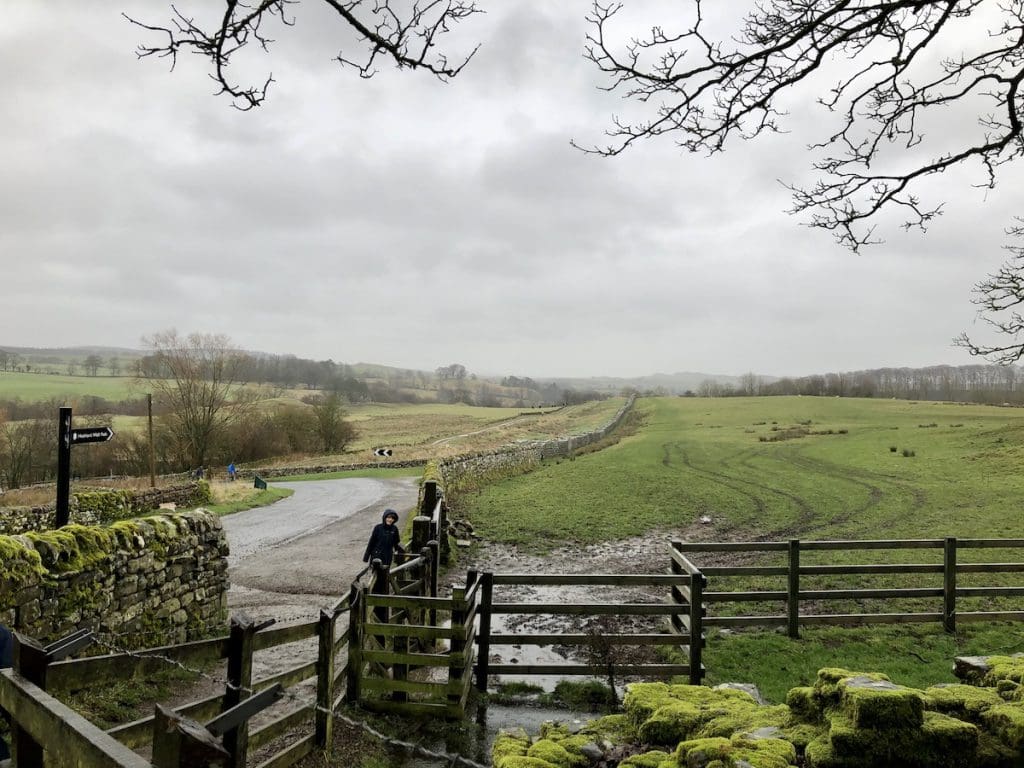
[56,406,114,528]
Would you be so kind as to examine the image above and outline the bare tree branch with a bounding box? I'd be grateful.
[125,0,482,109]
[956,219,1024,362]
[578,1,1024,250]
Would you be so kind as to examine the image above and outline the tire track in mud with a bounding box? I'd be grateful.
[664,442,817,538]
[782,450,927,535]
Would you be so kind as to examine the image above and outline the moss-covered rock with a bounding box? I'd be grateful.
[924,684,1005,722]
[839,677,924,730]
[577,713,637,744]
[981,702,1024,750]
[493,727,532,765]
[674,734,796,767]
[618,749,673,768]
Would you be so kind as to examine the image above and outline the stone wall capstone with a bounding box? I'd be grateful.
[0,511,229,647]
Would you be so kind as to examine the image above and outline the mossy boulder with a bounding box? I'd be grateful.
[839,677,924,730]
[618,749,673,768]
[981,702,1024,750]
[924,684,1005,722]
[674,733,796,767]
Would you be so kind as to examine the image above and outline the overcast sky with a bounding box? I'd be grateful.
[3,2,1020,379]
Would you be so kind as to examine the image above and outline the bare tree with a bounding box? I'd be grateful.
[309,391,358,452]
[83,354,103,376]
[956,220,1024,363]
[137,330,258,468]
[580,1,1024,250]
[126,0,483,109]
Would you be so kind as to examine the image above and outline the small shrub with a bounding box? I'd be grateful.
[838,428,848,434]
[902,449,916,457]
[890,446,898,452]
[918,423,938,428]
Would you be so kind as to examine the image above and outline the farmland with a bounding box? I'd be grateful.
[457,395,1024,698]
[462,395,1024,545]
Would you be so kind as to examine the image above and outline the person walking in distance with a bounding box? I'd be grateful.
[363,509,404,566]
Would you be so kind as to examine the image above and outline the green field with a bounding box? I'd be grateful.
[460,396,1024,697]
[0,371,139,402]
[464,396,1024,544]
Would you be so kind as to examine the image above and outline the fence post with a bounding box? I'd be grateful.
[688,571,705,685]
[788,539,801,639]
[428,540,440,631]
[422,481,437,517]
[11,633,48,767]
[448,583,468,713]
[412,515,432,555]
[222,614,257,768]
[346,583,365,703]
[439,499,451,565]
[475,573,494,693]
[151,705,229,768]
[944,537,958,634]
[315,608,336,748]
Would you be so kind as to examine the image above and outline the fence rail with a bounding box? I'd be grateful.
[672,537,1024,637]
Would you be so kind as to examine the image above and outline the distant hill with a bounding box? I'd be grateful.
[551,371,768,395]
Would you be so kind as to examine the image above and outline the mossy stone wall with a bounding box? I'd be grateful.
[0,482,213,535]
[0,511,228,647]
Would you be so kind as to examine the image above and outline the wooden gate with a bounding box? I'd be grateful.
[473,552,706,690]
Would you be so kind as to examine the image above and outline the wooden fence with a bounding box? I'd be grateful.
[473,568,704,687]
[0,481,456,766]
[671,537,1024,637]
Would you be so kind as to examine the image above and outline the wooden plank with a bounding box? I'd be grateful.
[800,612,943,625]
[669,547,702,576]
[958,563,1024,573]
[254,620,318,651]
[257,661,317,691]
[486,664,691,676]
[361,698,451,717]
[705,591,788,602]
[108,689,225,749]
[800,564,943,575]
[364,594,453,609]
[701,566,789,576]
[672,541,789,552]
[398,580,425,596]
[489,574,690,586]
[362,622,455,640]
[0,669,151,767]
[47,636,229,692]
[360,677,451,696]
[248,704,313,752]
[798,588,943,600]
[703,616,788,628]
[485,633,682,646]
[802,539,943,550]
[958,611,1024,622]
[957,587,1024,597]
[254,733,315,768]
[333,625,351,653]
[362,649,451,666]
[958,539,1024,548]
[490,602,685,616]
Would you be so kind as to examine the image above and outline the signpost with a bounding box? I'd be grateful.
[56,407,115,527]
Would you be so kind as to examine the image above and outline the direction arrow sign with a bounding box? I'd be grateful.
[373,447,393,457]
[70,426,114,445]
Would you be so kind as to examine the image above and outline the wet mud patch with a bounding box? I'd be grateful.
[448,527,739,691]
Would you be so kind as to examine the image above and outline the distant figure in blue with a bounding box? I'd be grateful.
[362,509,404,566]
[0,623,12,760]
[227,462,237,482]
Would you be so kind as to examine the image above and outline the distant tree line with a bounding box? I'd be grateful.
[694,365,1024,404]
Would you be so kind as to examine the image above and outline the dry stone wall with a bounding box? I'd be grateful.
[0,511,228,646]
[437,395,636,488]
[0,482,212,536]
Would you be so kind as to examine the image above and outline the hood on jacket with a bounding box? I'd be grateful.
[382,509,399,524]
